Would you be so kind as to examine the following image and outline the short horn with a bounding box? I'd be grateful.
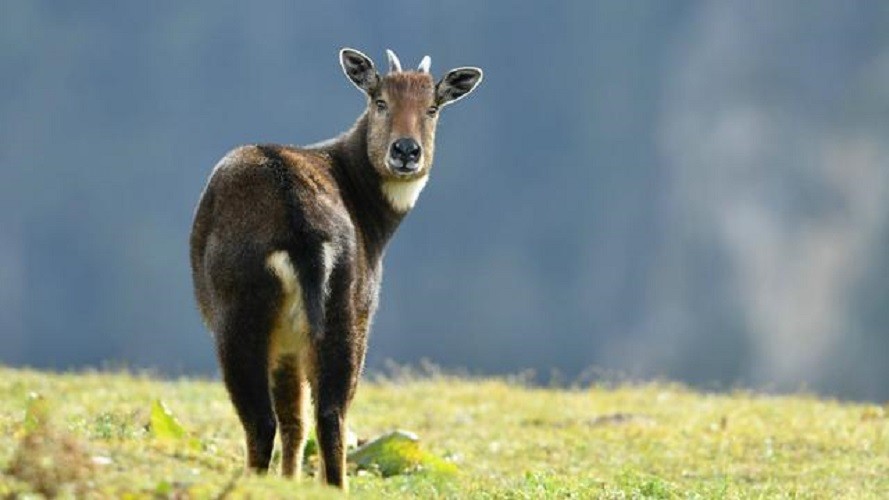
[417,55,431,73]
[386,49,402,73]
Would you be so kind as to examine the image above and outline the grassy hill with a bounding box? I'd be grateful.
[0,366,886,498]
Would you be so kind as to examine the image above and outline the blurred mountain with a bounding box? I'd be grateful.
[1,1,887,400]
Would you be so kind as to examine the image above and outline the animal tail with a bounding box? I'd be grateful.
[287,242,329,341]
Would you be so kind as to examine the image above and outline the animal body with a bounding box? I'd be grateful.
[189,48,482,489]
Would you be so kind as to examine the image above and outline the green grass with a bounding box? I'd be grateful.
[0,366,887,498]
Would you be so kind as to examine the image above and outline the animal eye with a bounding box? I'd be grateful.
[426,106,438,117]
[375,100,388,112]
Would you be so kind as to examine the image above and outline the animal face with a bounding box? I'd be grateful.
[368,71,437,178]
[340,49,483,180]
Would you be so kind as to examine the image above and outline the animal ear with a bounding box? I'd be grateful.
[436,67,483,107]
[339,48,380,94]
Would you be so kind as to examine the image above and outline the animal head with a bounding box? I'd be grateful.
[339,48,483,181]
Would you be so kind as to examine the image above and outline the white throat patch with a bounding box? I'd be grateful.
[382,176,429,212]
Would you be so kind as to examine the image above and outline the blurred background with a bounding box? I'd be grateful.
[2,1,888,401]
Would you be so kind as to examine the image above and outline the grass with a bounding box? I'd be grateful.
[0,365,887,498]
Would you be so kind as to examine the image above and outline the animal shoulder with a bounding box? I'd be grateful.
[213,144,339,198]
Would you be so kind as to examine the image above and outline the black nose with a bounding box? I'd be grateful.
[390,138,421,164]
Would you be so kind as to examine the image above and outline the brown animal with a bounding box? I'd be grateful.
[189,48,482,489]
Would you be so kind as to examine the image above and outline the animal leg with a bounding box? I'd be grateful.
[313,354,354,490]
[313,274,360,489]
[271,354,311,478]
[219,329,277,473]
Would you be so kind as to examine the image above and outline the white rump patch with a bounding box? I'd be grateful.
[266,251,307,332]
[382,176,429,212]
[266,250,316,405]
[266,251,311,371]
[267,251,298,295]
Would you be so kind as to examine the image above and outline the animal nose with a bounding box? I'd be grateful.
[390,138,421,164]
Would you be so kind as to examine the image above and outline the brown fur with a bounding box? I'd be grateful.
[365,72,437,179]
[189,49,481,490]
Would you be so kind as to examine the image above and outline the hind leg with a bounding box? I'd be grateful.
[271,354,311,478]
[312,265,362,489]
[218,315,277,473]
[313,347,355,489]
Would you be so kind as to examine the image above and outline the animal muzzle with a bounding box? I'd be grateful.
[387,138,422,174]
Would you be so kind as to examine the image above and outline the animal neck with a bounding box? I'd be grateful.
[324,113,410,262]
